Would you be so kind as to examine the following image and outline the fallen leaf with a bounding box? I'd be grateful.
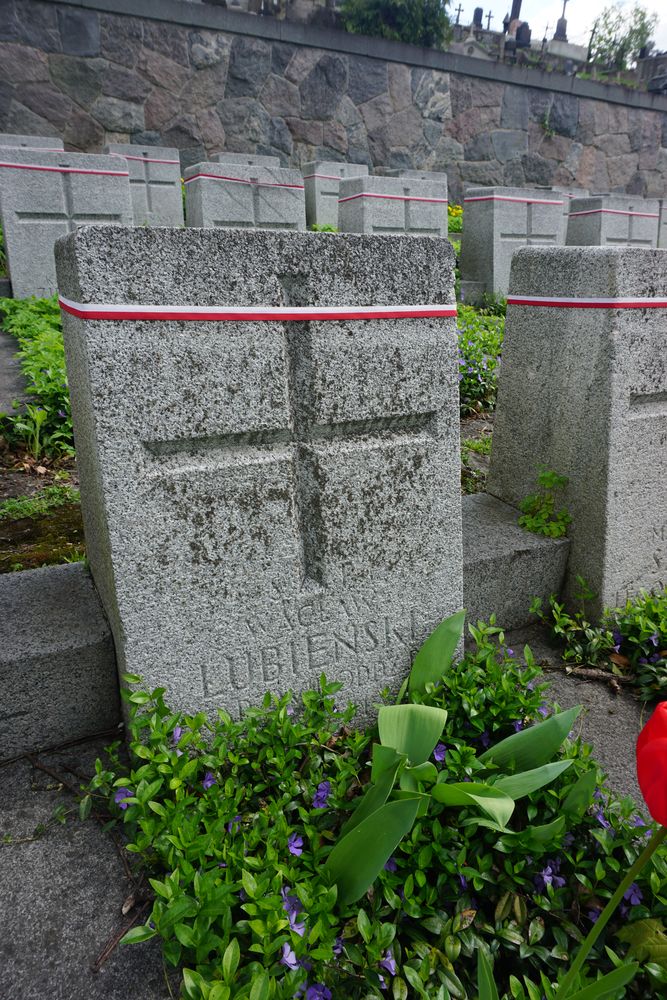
[121,893,136,915]
[35,466,47,475]
[609,653,630,668]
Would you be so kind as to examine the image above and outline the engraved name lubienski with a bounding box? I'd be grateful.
[201,611,421,699]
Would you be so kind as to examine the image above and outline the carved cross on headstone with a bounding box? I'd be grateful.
[370,187,443,236]
[211,175,300,231]
[129,151,177,216]
[15,164,124,231]
[629,389,667,419]
[143,321,436,589]
[500,202,558,245]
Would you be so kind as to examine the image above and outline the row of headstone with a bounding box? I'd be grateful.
[460,186,666,301]
[54,225,667,718]
[0,133,451,298]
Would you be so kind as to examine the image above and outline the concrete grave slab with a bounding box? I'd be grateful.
[0,564,119,762]
[0,133,64,151]
[213,152,282,167]
[303,160,369,229]
[566,195,660,247]
[184,162,306,231]
[338,175,448,237]
[104,144,184,227]
[658,199,667,248]
[55,227,462,720]
[488,246,667,614]
[460,187,564,302]
[0,149,133,299]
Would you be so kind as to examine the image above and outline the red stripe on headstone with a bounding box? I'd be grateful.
[0,161,129,177]
[184,172,304,190]
[507,295,667,309]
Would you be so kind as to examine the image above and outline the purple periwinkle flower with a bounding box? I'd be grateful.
[631,814,647,828]
[594,809,611,829]
[306,985,332,1000]
[527,679,537,691]
[458,873,468,890]
[280,942,299,971]
[433,742,447,763]
[379,950,397,977]
[512,720,524,733]
[563,832,575,848]
[479,731,491,749]
[313,781,331,809]
[537,705,549,718]
[202,771,216,791]
[624,882,643,907]
[588,907,602,924]
[534,858,566,893]
[281,885,305,934]
[384,857,398,872]
[57,409,66,419]
[506,648,514,657]
[227,814,241,833]
[172,725,183,744]
[332,937,344,957]
[288,833,304,857]
[114,787,133,810]
[650,632,659,647]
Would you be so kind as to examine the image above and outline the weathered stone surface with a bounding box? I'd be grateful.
[55,226,462,719]
[464,132,493,161]
[321,120,347,155]
[286,116,323,146]
[347,56,386,106]
[411,69,450,122]
[0,148,133,298]
[19,83,75,129]
[460,186,563,301]
[143,20,189,67]
[0,564,118,761]
[488,246,667,612]
[261,74,301,118]
[491,129,528,163]
[300,54,347,120]
[226,36,272,98]
[48,54,104,108]
[63,105,105,150]
[137,47,190,92]
[189,29,232,69]
[500,87,529,130]
[144,87,182,132]
[12,0,61,53]
[180,61,230,109]
[0,43,49,84]
[388,63,411,112]
[519,151,554,186]
[101,65,151,104]
[91,96,144,133]
[549,93,579,138]
[5,99,55,137]
[100,12,143,69]
[57,7,100,57]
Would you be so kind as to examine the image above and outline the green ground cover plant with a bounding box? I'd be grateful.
[85,616,667,999]
[518,469,571,539]
[457,305,504,416]
[448,204,463,233]
[0,482,80,521]
[0,295,73,458]
[532,585,667,702]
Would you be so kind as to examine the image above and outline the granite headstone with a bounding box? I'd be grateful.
[566,195,660,247]
[338,176,448,237]
[303,161,369,229]
[104,144,184,227]
[184,163,306,230]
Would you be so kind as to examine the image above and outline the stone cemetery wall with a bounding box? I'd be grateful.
[2,0,667,205]
[55,226,463,719]
[487,245,667,615]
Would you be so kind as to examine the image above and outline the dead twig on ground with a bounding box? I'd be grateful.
[90,900,151,973]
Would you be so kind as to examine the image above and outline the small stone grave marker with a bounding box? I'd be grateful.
[337,176,448,236]
[488,245,667,613]
[0,133,64,151]
[104,144,184,227]
[213,152,282,167]
[184,163,306,230]
[566,195,660,247]
[460,186,563,302]
[55,227,462,718]
[302,161,369,229]
[0,149,133,298]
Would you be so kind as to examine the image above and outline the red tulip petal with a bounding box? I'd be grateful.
[637,702,667,756]
[637,737,667,826]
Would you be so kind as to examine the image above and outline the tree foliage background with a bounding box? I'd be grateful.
[589,3,658,71]
[340,0,452,49]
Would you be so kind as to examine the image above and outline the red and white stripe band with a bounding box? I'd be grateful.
[58,296,457,322]
[0,160,129,177]
[464,195,563,205]
[338,193,448,205]
[109,153,180,165]
[569,208,659,219]
[303,173,348,181]
[507,294,667,309]
[184,172,304,190]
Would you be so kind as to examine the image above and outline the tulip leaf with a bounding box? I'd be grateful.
[324,797,421,906]
[408,610,466,693]
[431,781,515,827]
[378,704,447,765]
[479,707,582,772]
[340,755,402,836]
[400,761,438,791]
[493,760,573,800]
[617,918,667,970]
[564,963,639,1000]
[371,743,405,784]
[477,947,500,1000]
[561,768,597,820]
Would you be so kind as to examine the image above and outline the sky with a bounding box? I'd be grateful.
[454,0,667,53]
